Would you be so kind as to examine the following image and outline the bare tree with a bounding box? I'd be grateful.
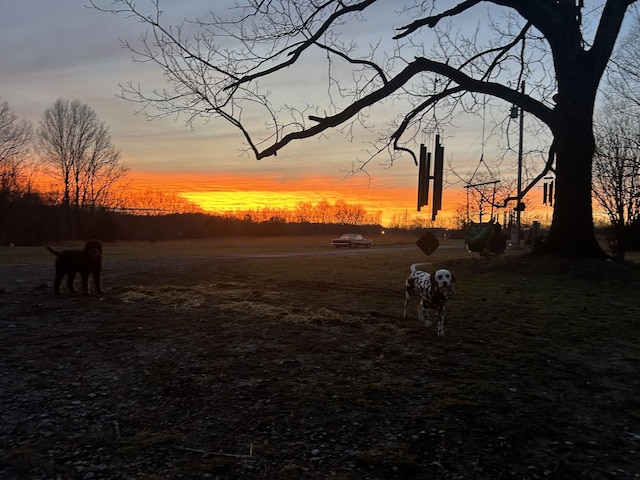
[606,13,640,111]
[459,169,513,224]
[92,0,639,258]
[37,99,128,211]
[595,15,640,256]
[0,98,33,200]
[123,188,203,214]
[294,201,315,223]
[592,102,640,245]
[316,200,332,224]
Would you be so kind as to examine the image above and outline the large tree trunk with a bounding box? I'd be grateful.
[539,105,607,259]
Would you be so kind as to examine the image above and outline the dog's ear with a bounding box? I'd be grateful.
[430,273,436,286]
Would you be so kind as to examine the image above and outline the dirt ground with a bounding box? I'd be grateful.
[1,242,639,479]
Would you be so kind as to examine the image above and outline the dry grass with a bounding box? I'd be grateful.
[0,233,423,266]
[1,238,639,479]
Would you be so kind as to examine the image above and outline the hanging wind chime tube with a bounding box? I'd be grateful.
[432,134,444,221]
[416,136,444,221]
[543,181,554,206]
[417,143,431,211]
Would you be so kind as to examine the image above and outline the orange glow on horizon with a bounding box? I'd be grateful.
[30,166,561,229]
[126,171,465,227]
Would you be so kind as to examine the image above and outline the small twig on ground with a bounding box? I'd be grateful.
[175,446,255,459]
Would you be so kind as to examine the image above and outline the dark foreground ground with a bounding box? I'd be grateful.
[1,243,639,479]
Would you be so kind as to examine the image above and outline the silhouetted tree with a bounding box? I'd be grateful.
[605,14,640,110]
[122,188,203,215]
[93,0,639,258]
[37,99,128,234]
[593,102,640,252]
[0,98,33,200]
[596,17,640,256]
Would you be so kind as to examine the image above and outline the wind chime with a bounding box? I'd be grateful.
[542,179,554,206]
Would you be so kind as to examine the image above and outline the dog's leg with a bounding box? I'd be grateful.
[437,306,445,336]
[53,270,63,295]
[93,271,103,294]
[419,301,433,327]
[403,276,414,319]
[403,290,411,319]
[67,271,77,293]
[81,272,90,295]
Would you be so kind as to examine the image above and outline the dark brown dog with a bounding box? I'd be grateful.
[47,240,104,295]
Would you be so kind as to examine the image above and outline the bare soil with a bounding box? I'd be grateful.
[1,242,639,479]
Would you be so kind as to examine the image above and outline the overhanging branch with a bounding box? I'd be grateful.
[258,58,432,158]
[502,140,556,207]
[391,86,466,165]
[411,57,554,125]
[394,0,483,39]
[225,0,378,91]
[257,56,553,159]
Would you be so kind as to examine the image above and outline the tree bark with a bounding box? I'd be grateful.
[543,140,606,258]
[539,91,607,258]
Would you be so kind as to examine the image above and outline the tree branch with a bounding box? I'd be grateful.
[501,140,556,207]
[258,53,555,159]
[587,0,637,80]
[314,42,389,85]
[394,0,483,39]
[390,86,466,165]
[410,57,554,125]
[225,0,378,90]
[261,57,424,158]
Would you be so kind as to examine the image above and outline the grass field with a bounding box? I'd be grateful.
[0,233,422,265]
[1,237,639,479]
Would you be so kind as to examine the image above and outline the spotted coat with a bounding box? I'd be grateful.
[403,266,454,336]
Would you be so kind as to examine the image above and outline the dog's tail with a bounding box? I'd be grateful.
[410,262,431,273]
[46,246,60,256]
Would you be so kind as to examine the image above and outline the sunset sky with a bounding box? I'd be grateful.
[2,1,619,227]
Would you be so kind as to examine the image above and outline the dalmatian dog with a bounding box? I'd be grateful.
[403,263,455,336]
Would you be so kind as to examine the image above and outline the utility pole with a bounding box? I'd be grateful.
[515,81,525,246]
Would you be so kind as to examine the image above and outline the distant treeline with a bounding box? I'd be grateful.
[211,199,383,226]
[112,211,384,243]
[0,200,385,245]
[0,186,391,244]
[3,194,637,249]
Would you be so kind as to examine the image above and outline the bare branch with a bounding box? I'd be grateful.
[37,99,127,209]
[394,0,483,39]
[226,0,378,90]
[390,86,466,165]
[314,42,389,85]
[277,54,553,160]
[501,140,556,207]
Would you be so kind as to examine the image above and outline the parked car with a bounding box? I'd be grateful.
[330,233,373,248]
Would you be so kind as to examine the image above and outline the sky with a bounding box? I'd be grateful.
[2,0,622,227]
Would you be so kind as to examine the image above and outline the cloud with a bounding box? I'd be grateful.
[1,0,531,227]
